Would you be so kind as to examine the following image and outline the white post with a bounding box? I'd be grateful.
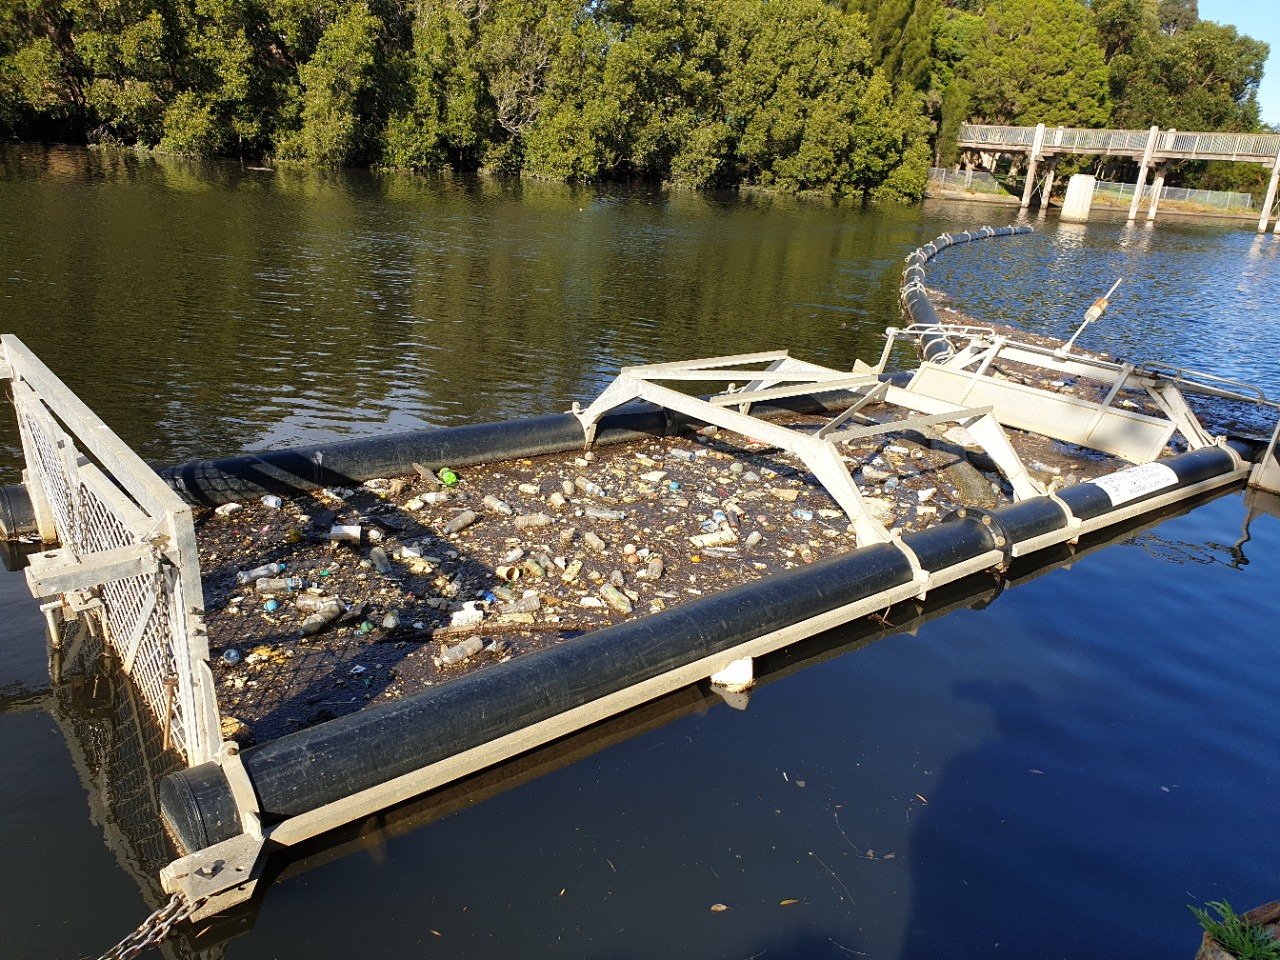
[1128,125,1159,221]
[1146,162,1169,222]
[1041,157,1060,210]
[1259,146,1280,233]
[1021,123,1046,209]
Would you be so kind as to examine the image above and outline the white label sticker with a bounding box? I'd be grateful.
[1088,462,1179,507]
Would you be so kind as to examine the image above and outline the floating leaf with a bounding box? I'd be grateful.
[711,903,729,913]
[780,899,799,907]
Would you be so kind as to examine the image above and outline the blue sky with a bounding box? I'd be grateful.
[1199,0,1280,127]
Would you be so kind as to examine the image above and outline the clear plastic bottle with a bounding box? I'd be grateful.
[236,562,285,584]
[255,576,304,593]
[574,477,605,497]
[300,599,345,635]
[369,546,394,575]
[437,635,483,667]
[443,509,479,534]
[600,584,633,614]
[483,495,514,515]
[514,512,553,530]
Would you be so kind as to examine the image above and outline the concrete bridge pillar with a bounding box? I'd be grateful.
[1128,126,1160,221]
[1258,145,1280,233]
[1042,157,1060,206]
[1146,161,1171,221]
[1021,123,1047,209]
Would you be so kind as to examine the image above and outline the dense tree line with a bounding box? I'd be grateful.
[0,0,1270,197]
[0,0,930,198]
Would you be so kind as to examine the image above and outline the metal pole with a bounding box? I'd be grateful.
[1128,126,1159,221]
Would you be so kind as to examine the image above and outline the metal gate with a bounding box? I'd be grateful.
[2,335,220,766]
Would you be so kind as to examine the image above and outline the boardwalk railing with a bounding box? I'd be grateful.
[959,124,1280,163]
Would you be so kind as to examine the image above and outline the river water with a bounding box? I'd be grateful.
[1,145,1278,960]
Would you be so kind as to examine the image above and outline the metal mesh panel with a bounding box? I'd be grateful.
[17,401,76,540]
[4,336,217,766]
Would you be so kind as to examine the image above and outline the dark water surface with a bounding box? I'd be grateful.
[1,145,1278,960]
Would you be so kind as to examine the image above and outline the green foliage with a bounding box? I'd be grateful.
[959,0,1110,127]
[274,4,381,165]
[1189,901,1280,960]
[1109,19,1267,131]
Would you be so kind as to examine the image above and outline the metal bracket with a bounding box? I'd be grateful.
[160,831,267,923]
[218,741,264,841]
[942,506,1015,572]
[24,542,156,597]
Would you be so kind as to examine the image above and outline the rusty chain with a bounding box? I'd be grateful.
[97,892,206,960]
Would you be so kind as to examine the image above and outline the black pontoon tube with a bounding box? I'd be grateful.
[0,392,869,535]
[0,482,37,540]
[900,225,1034,361]
[158,442,1248,856]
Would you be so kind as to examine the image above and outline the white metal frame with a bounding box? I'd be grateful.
[571,352,1043,545]
[1,335,220,766]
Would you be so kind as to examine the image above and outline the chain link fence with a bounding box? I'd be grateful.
[1092,181,1256,214]
[926,168,1012,198]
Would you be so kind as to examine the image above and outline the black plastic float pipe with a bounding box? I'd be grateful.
[0,392,872,542]
[158,442,1248,855]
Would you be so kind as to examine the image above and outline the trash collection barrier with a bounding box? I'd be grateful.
[159,541,919,853]
[156,440,1250,857]
[0,392,864,528]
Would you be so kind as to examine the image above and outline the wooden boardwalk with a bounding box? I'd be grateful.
[957,123,1280,231]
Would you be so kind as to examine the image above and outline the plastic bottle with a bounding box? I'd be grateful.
[300,599,345,636]
[561,559,583,582]
[369,546,394,575]
[514,512,553,530]
[522,557,546,579]
[561,480,575,497]
[443,510,479,534]
[600,584,633,614]
[382,610,402,630]
[436,635,484,667]
[585,506,625,521]
[256,576,304,593]
[669,449,695,462]
[498,594,541,615]
[745,531,763,549]
[548,492,567,510]
[296,593,337,612]
[584,532,607,553]
[644,557,665,580]
[438,468,459,486]
[483,495,514,515]
[261,495,284,510]
[221,648,242,666]
[574,477,605,497]
[236,562,285,584]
